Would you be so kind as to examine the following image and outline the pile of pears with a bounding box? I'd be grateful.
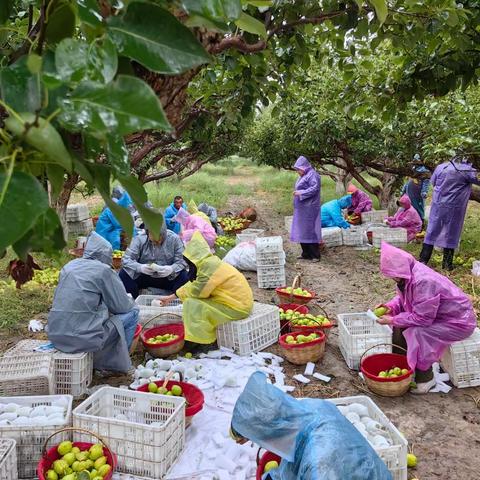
[112,250,124,259]
[278,287,312,298]
[218,216,248,232]
[215,235,236,249]
[46,440,112,480]
[146,333,179,345]
[284,333,321,345]
[279,309,331,328]
[377,366,410,378]
[147,383,184,397]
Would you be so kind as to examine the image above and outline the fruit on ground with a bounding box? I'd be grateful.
[57,441,73,456]
[264,460,279,472]
[407,453,417,468]
[373,306,388,317]
[184,352,193,359]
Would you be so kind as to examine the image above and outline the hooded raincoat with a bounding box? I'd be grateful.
[401,166,430,221]
[48,232,137,372]
[188,199,211,223]
[381,242,476,371]
[165,201,185,234]
[232,372,391,480]
[290,156,321,243]
[176,232,253,344]
[173,207,217,249]
[424,160,480,249]
[385,195,422,242]
[347,185,373,215]
[95,191,136,250]
[321,195,352,229]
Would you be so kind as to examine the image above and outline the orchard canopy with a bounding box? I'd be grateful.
[1,0,480,257]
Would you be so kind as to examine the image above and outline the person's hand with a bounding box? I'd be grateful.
[140,264,156,276]
[376,315,393,325]
[155,265,174,278]
[158,294,176,306]
[293,191,301,197]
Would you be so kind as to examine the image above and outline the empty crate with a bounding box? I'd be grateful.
[135,295,183,325]
[368,226,407,247]
[361,210,388,224]
[342,226,367,246]
[0,439,17,480]
[66,203,90,222]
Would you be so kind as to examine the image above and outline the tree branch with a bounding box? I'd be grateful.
[269,11,344,37]
[209,37,267,55]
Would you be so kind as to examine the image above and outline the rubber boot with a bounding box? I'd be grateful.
[419,243,434,264]
[442,248,455,271]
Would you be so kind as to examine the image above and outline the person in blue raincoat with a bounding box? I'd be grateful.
[165,196,185,234]
[321,195,352,229]
[95,190,137,250]
[401,155,431,225]
[231,372,391,480]
[48,232,139,373]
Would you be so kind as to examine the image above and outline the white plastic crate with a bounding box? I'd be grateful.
[337,312,392,370]
[342,226,367,246]
[73,386,185,479]
[0,439,17,480]
[0,395,73,479]
[67,218,94,236]
[4,340,93,398]
[256,250,286,267]
[328,396,407,480]
[321,227,343,247]
[257,265,286,289]
[369,226,408,247]
[441,327,480,388]
[236,228,265,244]
[135,295,183,325]
[361,210,388,224]
[0,354,54,396]
[66,203,90,221]
[284,216,293,234]
[255,236,283,253]
[216,302,280,355]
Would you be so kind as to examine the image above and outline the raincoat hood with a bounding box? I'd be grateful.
[183,231,212,266]
[188,199,200,214]
[347,184,358,194]
[380,241,415,280]
[399,194,412,209]
[83,232,113,266]
[117,191,133,208]
[112,186,125,200]
[293,155,312,172]
[338,195,352,209]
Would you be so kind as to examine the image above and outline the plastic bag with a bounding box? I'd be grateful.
[472,260,480,277]
[223,242,257,271]
[232,372,392,480]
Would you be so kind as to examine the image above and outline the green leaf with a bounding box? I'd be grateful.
[46,164,66,201]
[59,75,171,136]
[242,0,273,7]
[26,54,43,75]
[0,58,42,113]
[88,37,118,83]
[13,208,66,258]
[369,0,388,25]
[55,38,88,82]
[0,171,49,252]
[107,2,210,74]
[107,135,130,176]
[78,0,103,27]
[235,12,267,39]
[5,113,73,171]
[181,0,241,21]
[45,0,77,45]
[0,0,14,25]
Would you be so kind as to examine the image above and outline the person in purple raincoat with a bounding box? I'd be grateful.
[419,157,480,270]
[376,242,476,393]
[385,195,422,242]
[346,184,372,216]
[290,156,321,261]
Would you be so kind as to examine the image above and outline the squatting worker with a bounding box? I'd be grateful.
[376,242,476,394]
[48,232,139,373]
[119,221,189,299]
[159,232,253,344]
[290,155,321,261]
[346,184,372,217]
[385,195,422,242]
[419,156,480,270]
[320,195,352,229]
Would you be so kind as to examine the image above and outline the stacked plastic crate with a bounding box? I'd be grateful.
[66,203,93,236]
[256,236,286,289]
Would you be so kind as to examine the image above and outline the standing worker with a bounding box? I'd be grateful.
[401,154,430,226]
[376,242,476,393]
[290,156,322,261]
[419,156,480,270]
[48,233,139,374]
[346,184,372,217]
[321,195,352,229]
[159,232,253,345]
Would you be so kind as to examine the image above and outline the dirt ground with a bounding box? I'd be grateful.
[2,178,479,479]
[231,190,480,480]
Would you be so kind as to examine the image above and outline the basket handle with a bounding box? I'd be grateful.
[256,447,265,466]
[41,427,116,470]
[142,311,183,330]
[359,343,408,368]
[310,304,330,320]
[291,274,301,290]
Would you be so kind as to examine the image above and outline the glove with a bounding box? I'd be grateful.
[155,265,174,278]
[28,319,44,332]
[140,264,156,276]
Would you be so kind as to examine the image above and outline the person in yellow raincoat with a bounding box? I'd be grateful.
[159,231,254,343]
[188,199,211,223]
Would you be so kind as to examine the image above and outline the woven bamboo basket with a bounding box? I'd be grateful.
[276,275,315,305]
[360,344,413,397]
[278,330,326,365]
[289,304,333,337]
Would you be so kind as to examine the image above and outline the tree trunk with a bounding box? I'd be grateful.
[52,174,80,238]
[334,162,352,196]
[377,172,403,214]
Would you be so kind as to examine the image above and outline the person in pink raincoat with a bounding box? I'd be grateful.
[385,195,422,242]
[173,207,217,249]
[376,242,476,393]
[346,184,372,216]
